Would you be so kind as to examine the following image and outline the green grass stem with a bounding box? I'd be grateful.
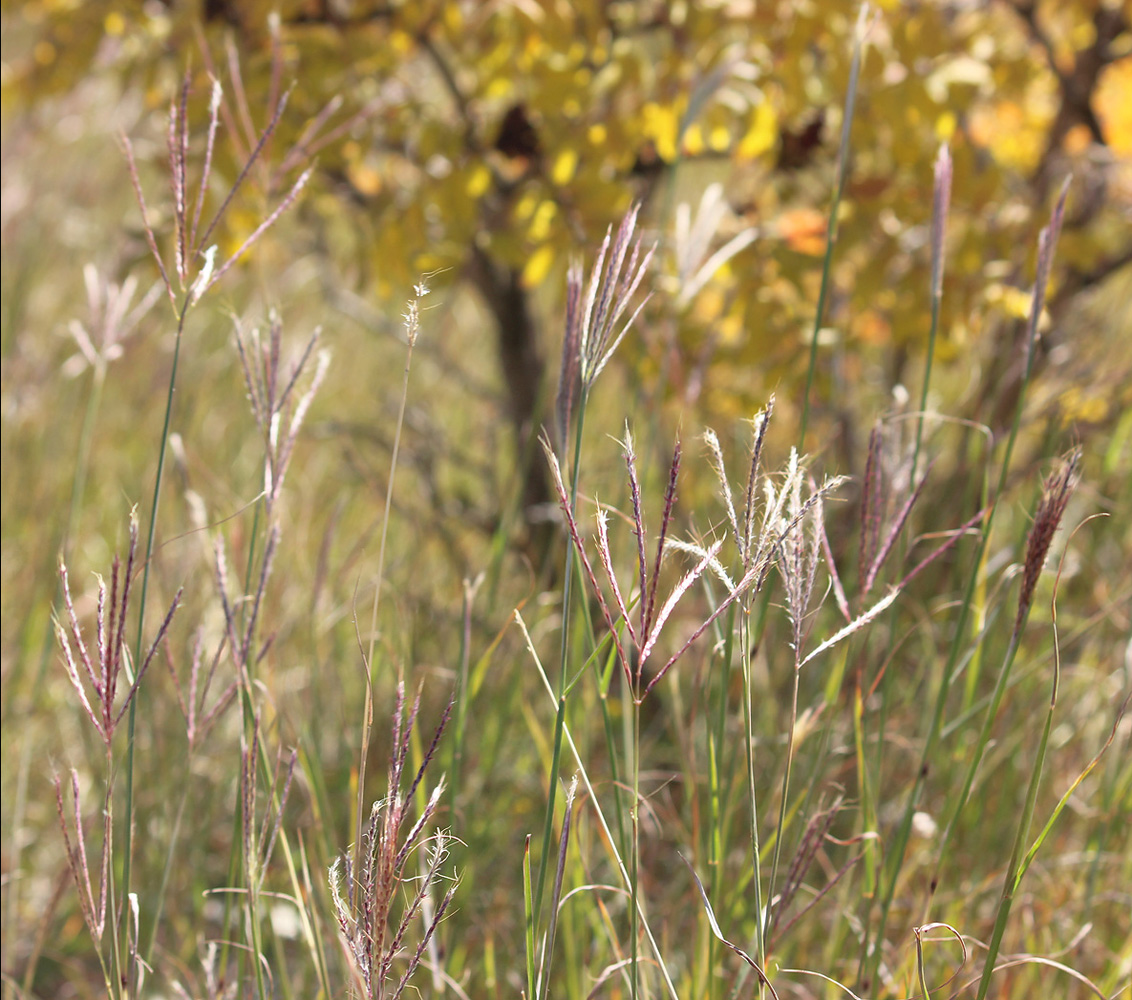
[798,4,870,452]
[355,333,416,903]
[533,386,589,923]
[122,295,191,991]
[865,179,1070,989]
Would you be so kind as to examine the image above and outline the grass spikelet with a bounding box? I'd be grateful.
[1013,446,1082,637]
[331,684,458,1000]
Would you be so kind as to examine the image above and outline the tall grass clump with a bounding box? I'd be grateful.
[508,143,1124,1000]
[53,514,181,995]
[330,685,457,1000]
[42,55,315,996]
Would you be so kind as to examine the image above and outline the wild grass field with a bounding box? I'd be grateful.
[2,3,1131,999]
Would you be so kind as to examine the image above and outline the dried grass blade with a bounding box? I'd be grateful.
[679,853,780,999]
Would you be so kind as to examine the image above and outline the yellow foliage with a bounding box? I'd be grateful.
[736,102,777,160]
[708,124,731,152]
[521,244,556,288]
[717,312,744,345]
[551,148,579,186]
[221,207,261,263]
[347,160,382,198]
[1058,386,1109,425]
[443,2,463,35]
[484,76,513,100]
[935,110,957,142]
[683,123,705,156]
[987,283,1048,325]
[514,189,540,223]
[856,309,891,346]
[388,28,413,55]
[692,286,726,324]
[641,102,679,162]
[1096,57,1132,156]
[465,164,492,199]
[413,251,445,273]
[969,83,1058,173]
[1064,124,1093,155]
[528,200,558,242]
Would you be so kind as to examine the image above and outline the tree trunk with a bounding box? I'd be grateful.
[467,244,553,557]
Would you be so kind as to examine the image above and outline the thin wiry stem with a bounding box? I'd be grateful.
[331,686,456,1000]
[120,291,190,984]
[515,611,681,1000]
[358,281,427,897]
[926,449,1082,912]
[798,5,871,449]
[537,776,578,1000]
[861,462,933,597]
[911,143,952,486]
[644,437,681,645]
[682,854,781,999]
[867,176,1071,989]
[624,427,650,643]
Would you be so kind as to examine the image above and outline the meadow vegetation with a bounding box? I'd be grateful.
[2,3,1130,999]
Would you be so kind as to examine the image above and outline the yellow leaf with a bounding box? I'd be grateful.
[708,124,731,152]
[682,123,705,156]
[718,312,743,345]
[415,251,454,275]
[1096,57,1132,156]
[389,29,413,55]
[443,2,463,34]
[692,286,725,323]
[466,164,492,198]
[528,200,557,242]
[347,160,382,197]
[1064,124,1092,155]
[1058,386,1108,425]
[551,148,578,186]
[642,102,679,162]
[485,77,512,99]
[1001,286,1032,320]
[856,309,891,346]
[514,189,539,222]
[521,244,556,288]
[737,102,776,160]
[969,93,1056,173]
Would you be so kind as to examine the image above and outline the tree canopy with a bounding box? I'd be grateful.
[6,0,1129,478]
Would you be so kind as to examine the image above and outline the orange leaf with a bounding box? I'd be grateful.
[777,207,827,256]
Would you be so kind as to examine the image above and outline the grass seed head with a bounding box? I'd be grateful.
[1015,447,1083,636]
